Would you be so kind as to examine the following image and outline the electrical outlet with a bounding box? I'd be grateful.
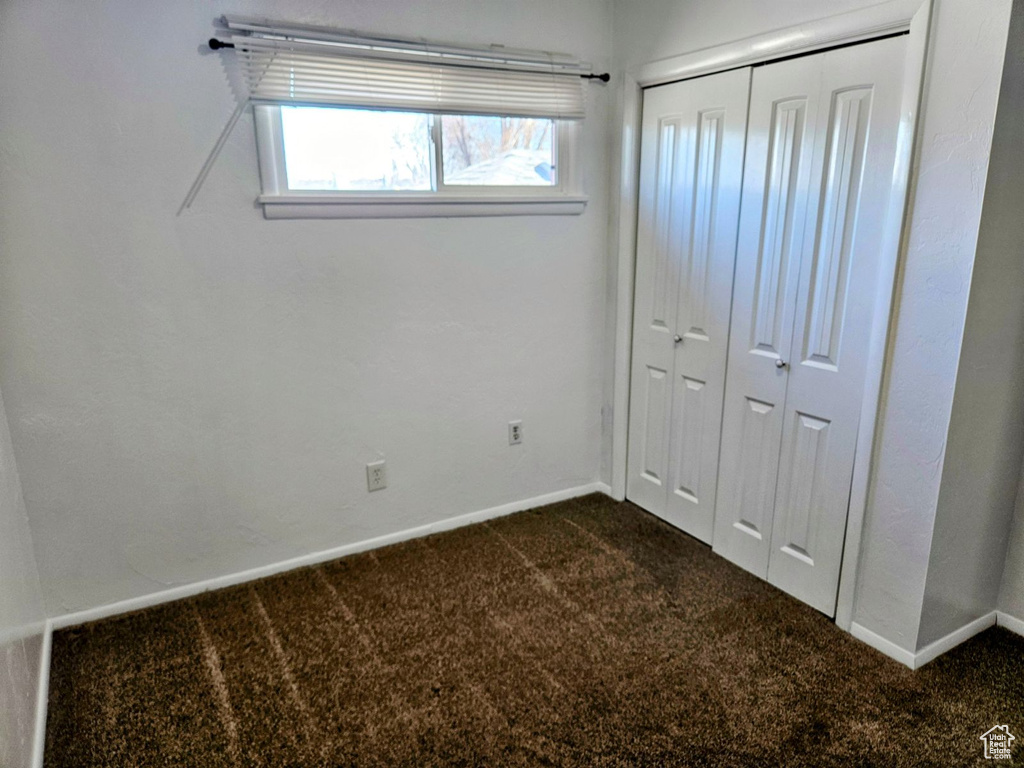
[508,421,523,446]
[366,460,387,492]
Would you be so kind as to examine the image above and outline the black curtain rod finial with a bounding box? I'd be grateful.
[209,38,235,50]
[581,72,611,83]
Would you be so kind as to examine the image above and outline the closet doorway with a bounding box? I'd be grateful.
[626,33,911,617]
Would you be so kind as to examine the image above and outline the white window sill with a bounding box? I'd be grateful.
[257,193,588,219]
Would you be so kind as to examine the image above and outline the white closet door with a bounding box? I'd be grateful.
[714,35,907,612]
[767,36,906,615]
[711,56,822,576]
[626,69,750,541]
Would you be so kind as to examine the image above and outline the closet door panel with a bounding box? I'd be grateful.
[626,108,683,515]
[627,68,750,537]
[712,57,822,577]
[663,73,750,543]
[767,36,907,615]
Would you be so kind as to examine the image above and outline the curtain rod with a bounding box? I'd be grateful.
[206,39,609,81]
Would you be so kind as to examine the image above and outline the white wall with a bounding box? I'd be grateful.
[995,0,1024,619]
[918,0,1024,648]
[610,0,1012,654]
[0,384,45,768]
[855,0,1010,651]
[0,0,614,614]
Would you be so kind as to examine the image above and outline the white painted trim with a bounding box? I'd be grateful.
[253,104,585,220]
[996,611,1024,637]
[852,611,998,670]
[914,612,997,669]
[259,195,588,220]
[637,0,922,87]
[30,620,53,768]
[50,482,608,630]
[609,74,643,501]
[609,0,933,627]
[851,621,917,668]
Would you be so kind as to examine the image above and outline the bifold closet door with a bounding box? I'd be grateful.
[713,36,907,615]
[626,68,750,542]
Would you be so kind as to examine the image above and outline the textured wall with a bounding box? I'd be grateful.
[0,0,614,614]
[853,0,1011,651]
[609,0,1013,653]
[919,0,1024,649]
[996,1,1024,618]
[0,384,45,768]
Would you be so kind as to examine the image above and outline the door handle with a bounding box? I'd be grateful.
[673,334,684,344]
[776,359,788,369]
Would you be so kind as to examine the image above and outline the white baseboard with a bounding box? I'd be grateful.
[850,622,916,669]
[996,610,1024,637]
[914,611,997,669]
[31,619,53,768]
[51,482,609,631]
[852,611,999,670]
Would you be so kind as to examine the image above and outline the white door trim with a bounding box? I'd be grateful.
[636,0,924,88]
[609,0,934,631]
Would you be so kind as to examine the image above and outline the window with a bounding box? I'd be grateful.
[256,105,583,218]
[441,115,556,187]
[276,107,559,192]
[226,16,589,218]
[279,107,433,192]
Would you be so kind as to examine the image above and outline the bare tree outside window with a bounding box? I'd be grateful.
[441,115,556,186]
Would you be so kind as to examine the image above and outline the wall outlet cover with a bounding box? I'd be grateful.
[366,460,387,492]
[509,421,523,446]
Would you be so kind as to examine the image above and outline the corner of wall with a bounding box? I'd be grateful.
[997,457,1024,622]
[851,0,1014,661]
[916,0,1024,651]
[0,385,48,768]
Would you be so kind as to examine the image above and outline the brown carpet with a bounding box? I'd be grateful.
[45,494,1023,767]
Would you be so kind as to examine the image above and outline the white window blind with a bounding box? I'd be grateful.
[223,16,588,120]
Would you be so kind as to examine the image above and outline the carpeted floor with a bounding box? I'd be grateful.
[46,494,1023,767]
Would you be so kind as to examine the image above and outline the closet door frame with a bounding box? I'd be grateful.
[610,0,933,632]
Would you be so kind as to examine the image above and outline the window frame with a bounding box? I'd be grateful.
[253,104,587,219]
